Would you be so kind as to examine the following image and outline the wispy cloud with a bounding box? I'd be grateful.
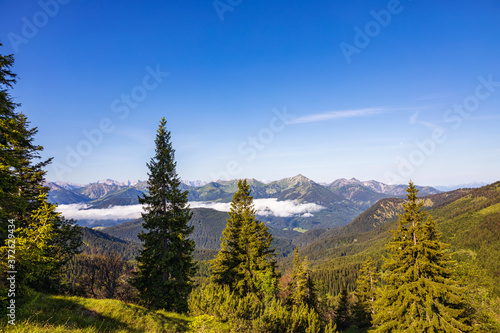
[290,108,383,124]
[409,111,439,129]
[290,106,435,125]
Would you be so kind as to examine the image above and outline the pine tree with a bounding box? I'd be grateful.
[1,44,53,231]
[15,193,58,288]
[287,246,318,309]
[334,287,350,330]
[372,181,473,332]
[0,44,21,235]
[352,257,377,328]
[4,115,81,293]
[0,45,81,297]
[211,179,278,297]
[132,117,195,312]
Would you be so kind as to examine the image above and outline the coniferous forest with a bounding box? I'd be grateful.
[1,43,500,333]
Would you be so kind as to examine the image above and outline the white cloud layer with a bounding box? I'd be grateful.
[191,198,325,218]
[255,199,324,217]
[57,204,143,221]
[57,199,325,221]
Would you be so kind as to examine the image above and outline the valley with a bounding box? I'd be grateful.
[47,174,441,230]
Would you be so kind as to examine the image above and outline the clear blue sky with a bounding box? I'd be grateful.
[1,0,499,186]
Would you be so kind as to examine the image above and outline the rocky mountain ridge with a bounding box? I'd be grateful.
[46,174,441,207]
[46,175,442,230]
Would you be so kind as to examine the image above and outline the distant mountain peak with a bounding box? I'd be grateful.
[330,178,362,187]
[123,179,141,186]
[51,181,85,190]
[95,179,119,185]
[181,180,208,187]
[94,179,141,187]
[290,174,312,183]
[244,178,266,186]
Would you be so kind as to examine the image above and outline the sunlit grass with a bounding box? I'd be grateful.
[0,291,200,332]
[479,202,500,215]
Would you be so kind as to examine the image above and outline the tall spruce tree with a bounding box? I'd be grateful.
[352,257,377,328]
[211,179,278,297]
[1,43,22,236]
[372,181,473,332]
[0,45,81,297]
[1,45,52,233]
[334,287,351,330]
[132,117,195,312]
[287,246,318,309]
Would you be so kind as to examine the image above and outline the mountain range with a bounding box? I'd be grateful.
[47,175,441,206]
[46,175,442,230]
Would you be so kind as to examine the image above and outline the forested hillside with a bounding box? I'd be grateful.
[80,227,141,261]
[301,182,500,300]
[101,207,299,258]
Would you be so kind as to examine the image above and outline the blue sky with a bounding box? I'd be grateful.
[1,0,499,186]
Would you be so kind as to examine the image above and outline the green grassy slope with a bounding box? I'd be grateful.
[0,291,229,332]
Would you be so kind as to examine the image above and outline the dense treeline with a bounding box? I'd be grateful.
[80,227,141,261]
[312,262,362,296]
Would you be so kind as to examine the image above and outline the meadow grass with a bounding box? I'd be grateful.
[0,292,229,332]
